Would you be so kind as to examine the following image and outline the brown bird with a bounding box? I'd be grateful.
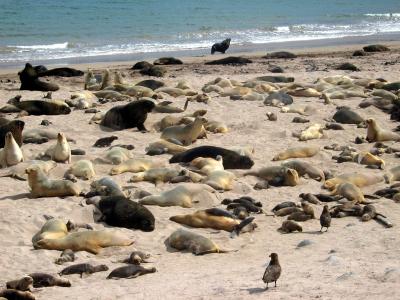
[320,205,331,232]
[262,253,281,289]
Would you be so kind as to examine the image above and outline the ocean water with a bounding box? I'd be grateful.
[0,0,399,66]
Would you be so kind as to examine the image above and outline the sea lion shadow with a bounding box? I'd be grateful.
[3,88,20,91]
[99,125,119,133]
[0,192,31,201]
[244,287,265,294]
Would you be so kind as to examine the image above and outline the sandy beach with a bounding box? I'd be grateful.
[0,42,400,300]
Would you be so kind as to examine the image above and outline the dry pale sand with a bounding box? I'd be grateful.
[0,43,400,300]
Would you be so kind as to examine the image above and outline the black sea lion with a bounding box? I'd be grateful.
[153,57,183,65]
[100,99,155,131]
[37,67,83,77]
[107,265,156,279]
[59,263,109,277]
[264,51,296,59]
[211,38,231,54]
[28,273,71,288]
[97,196,155,232]
[0,289,35,300]
[332,107,364,124]
[19,63,59,91]
[169,146,254,169]
[205,57,252,65]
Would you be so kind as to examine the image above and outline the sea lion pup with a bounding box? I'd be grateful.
[262,253,282,290]
[293,123,324,141]
[26,166,81,198]
[92,196,155,231]
[189,155,224,175]
[59,263,109,278]
[202,170,236,191]
[55,249,75,265]
[211,38,231,54]
[205,121,228,133]
[160,117,207,146]
[139,183,215,208]
[272,201,297,212]
[0,289,35,300]
[121,251,151,265]
[167,228,233,255]
[145,139,188,155]
[323,172,384,190]
[274,207,302,217]
[320,205,331,232]
[88,177,126,197]
[35,230,134,254]
[282,160,325,181]
[0,132,24,168]
[272,146,319,161]
[19,63,59,91]
[65,160,95,180]
[109,158,162,175]
[0,120,24,148]
[100,99,155,131]
[169,145,254,169]
[23,128,74,144]
[353,151,385,169]
[129,167,185,185]
[244,166,299,186]
[278,220,302,233]
[93,136,118,148]
[301,201,315,218]
[107,265,156,280]
[101,146,132,165]
[366,118,400,142]
[384,165,400,183]
[27,273,70,288]
[40,132,71,164]
[6,276,33,291]
[32,218,68,248]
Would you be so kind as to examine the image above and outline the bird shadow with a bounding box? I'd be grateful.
[243,287,266,294]
[302,230,325,235]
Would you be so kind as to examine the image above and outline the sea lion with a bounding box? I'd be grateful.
[170,209,255,232]
[28,273,71,288]
[140,65,167,77]
[0,289,35,300]
[384,165,400,183]
[8,97,70,115]
[205,56,252,65]
[109,158,161,175]
[366,118,400,142]
[205,121,228,133]
[211,38,231,54]
[262,253,282,290]
[271,201,297,212]
[167,228,232,255]
[278,220,302,233]
[26,166,81,198]
[169,145,254,169]
[35,230,134,254]
[65,160,95,180]
[99,146,132,165]
[161,117,207,146]
[6,276,33,291]
[38,67,83,77]
[361,204,380,221]
[88,177,125,197]
[363,44,389,52]
[139,183,214,208]
[323,172,384,190]
[100,99,155,131]
[32,218,68,248]
[132,61,153,70]
[295,123,324,141]
[299,193,321,205]
[145,139,188,155]
[23,128,74,144]
[19,63,59,91]
[154,57,183,65]
[0,120,24,148]
[93,136,118,147]
[320,205,331,232]
[42,133,71,163]
[202,170,235,191]
[301,202,315,218]
[189,156,224,175]
[129,168,185,185]
[287,211,313,222]
[272,146,319,161]
[264,51,296,59]
[55,249,75,265]
[282,160,325,181]
[94,196,155,231]
[59,263,109,278]
[158,109,207,131]
[107,265,156,279]
[135,79,165,90]
[332,107,364,124]
[274,207,302,217]
[0,132,24,168]
[121,251,151,265]
[244,166,299,186]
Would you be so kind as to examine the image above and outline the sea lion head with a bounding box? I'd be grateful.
[237,155,254,169]
[285,168,299,186]
[5,131,13,144]
[366,118,375,127]
[141,100,156,112]
[139,217,155,232]
[57,132,67,142]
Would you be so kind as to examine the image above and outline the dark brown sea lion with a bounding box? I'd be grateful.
[28,273,71,287]
[169,145,254,169]
[205,56,252,65]
[107,265,156,279]
[131,61,153,70]
[100,99,155,131]
[363,44,389,52]
[8,97,71,116]
[93,136,118,147]
[140,65,167,77]
[264,51,297,59]
[135,79,165,90]
[18,63,59,91]
[153,57,183,65]
[332,107,364,124]
[59,263,109,277]
[0,289,35,300]
[37,67,84,77]
[211,38,231,54]
[6,276,33,291]
[0,120,24,147]
[122,251,151,265]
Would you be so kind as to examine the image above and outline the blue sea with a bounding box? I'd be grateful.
[0,0,399,66]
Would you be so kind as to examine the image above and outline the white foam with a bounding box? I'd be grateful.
[10,42,69,50]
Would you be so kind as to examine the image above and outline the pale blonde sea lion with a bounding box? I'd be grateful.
[32,218,68,248]
[35,230,134,254]
[366,118,400,142]
[354,152,385,169]
[287,87,321,97]
[161,117,207,146]
[202,170,235,190]
[282,160,325,181]
[330,182,366,204]
[167,228,232,255]
[109,158,162,175]
[371,89,398,101]
[384,165,400,183]
[205,121,228,133]
[323,172,384,190]
[145,139,188,155]
[66,159,95,180]
[90,177,126,197]
[272,146,320,161]
[103,146,132,165]
[139,183,215,208]
[187,93,210,103]
[129,167,184,185]
[157,109,207,131]
[189,156,224,175]
[280,105,316,116]
[221,86,252,97]
[26,166,81,198]
[295,123,324,141]
[43,133,71,163]
[202,84,224,94]
[155,87,187,97]
[0,132,24,168]
[0,160,56,180]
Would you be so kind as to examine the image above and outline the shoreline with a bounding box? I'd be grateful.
[1,32,400,73]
